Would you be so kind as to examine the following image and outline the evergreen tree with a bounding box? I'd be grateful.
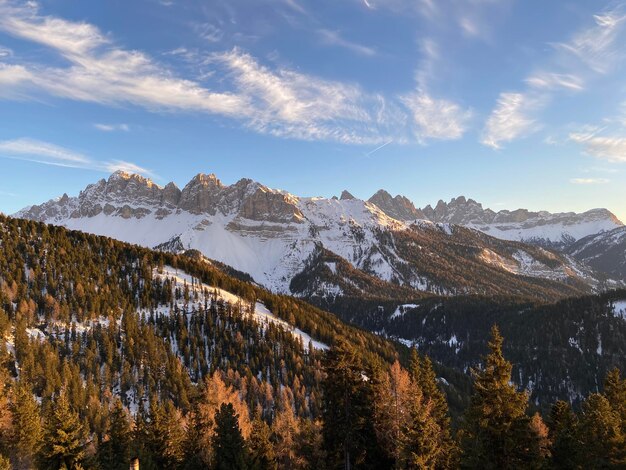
[213,403,248,470]
[460,326,537,469]
[97,399,131,470]
[604,368,626,432]
[39,390,88,470]
[248,417,277,470]
[10,381,42,470]
[547,400,578,469]
[322,340,386,470]
[147,399,185,469]
[409,348,457,468]
[297,419,326,470]
[578,393,625,468]
[182,407,209,470]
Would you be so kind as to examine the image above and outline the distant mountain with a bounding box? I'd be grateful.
[368,193,623,251]
[367,189,426,221]
[16,171,614,301]
[567,226,626,281]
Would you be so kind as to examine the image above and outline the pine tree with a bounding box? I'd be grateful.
[297,419,326,470]
[409,348,457,468]
[97,399,131,470]
[604,368,626,433]
[578,393,625,468]
[248,417,277,470]
[182,406,210,470]
[39,390,88,470]
[460,325,537,469]
[213,403,248,470]
[147,399,185,469]
[547,400,578,469]
[10,381,42,469]
[322,340,387,470]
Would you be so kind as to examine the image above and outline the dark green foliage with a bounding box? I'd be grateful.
[327,291,626,413]
[10,380,42,469]
[97,399,131,470]
[460,326,539,469]
[214,403,248,470]
[39,390,88,470]
[248,417,277,470]
[577,393,625,468]
[548,400,579,469]
[322,340,388,470]
[409,349,458,468]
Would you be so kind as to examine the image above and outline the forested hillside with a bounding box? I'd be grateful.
[0,214,625,469]
[316,291,626,409]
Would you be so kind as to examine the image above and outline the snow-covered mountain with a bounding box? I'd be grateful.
[567,226,626,282]
[370,194,622,250]
[15,171,613,298]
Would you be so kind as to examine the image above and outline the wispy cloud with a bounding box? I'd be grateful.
[317,29,376,57]
[569,131,626,163]
[0,138,155,176]
[555,7,626,74]
[570,177,610,185]
[401,92,471,141]
[0,1,469,146]
[0,2,250,115]
[0,46,12,57]
[481,93,540,149]
[94,123,130,132]
[525,73,584,92]
[482,4,626,149]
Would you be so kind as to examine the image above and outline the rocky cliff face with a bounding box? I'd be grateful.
[368,189,426,221]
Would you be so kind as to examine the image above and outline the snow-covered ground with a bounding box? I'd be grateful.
[611,300,626,320]
[390,304,419,320]
[154,266,328,350]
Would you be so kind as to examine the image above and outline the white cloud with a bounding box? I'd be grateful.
[569,131,626,163]
[0,138,154,176]
[0,2,250,115]
[0,46,12,57]
[0,1,468,145]
[401,92,471,141]
[570,177,610,185]
[94,123,130,132]
[317,29,376,57]
[212,48,409,143]
[481,93,539,149]
[556,7,626,74]
[525,73,584,92]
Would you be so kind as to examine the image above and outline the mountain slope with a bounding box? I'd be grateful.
[16,171,610,300]
[567,226,626,281]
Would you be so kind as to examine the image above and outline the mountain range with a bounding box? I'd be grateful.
[15,171,624,302]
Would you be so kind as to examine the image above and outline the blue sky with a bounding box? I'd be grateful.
[1,0,626,220]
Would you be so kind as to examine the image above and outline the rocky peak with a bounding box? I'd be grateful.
[179,173,226,215]
[368,190,425,221]
[340,190,355,200]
